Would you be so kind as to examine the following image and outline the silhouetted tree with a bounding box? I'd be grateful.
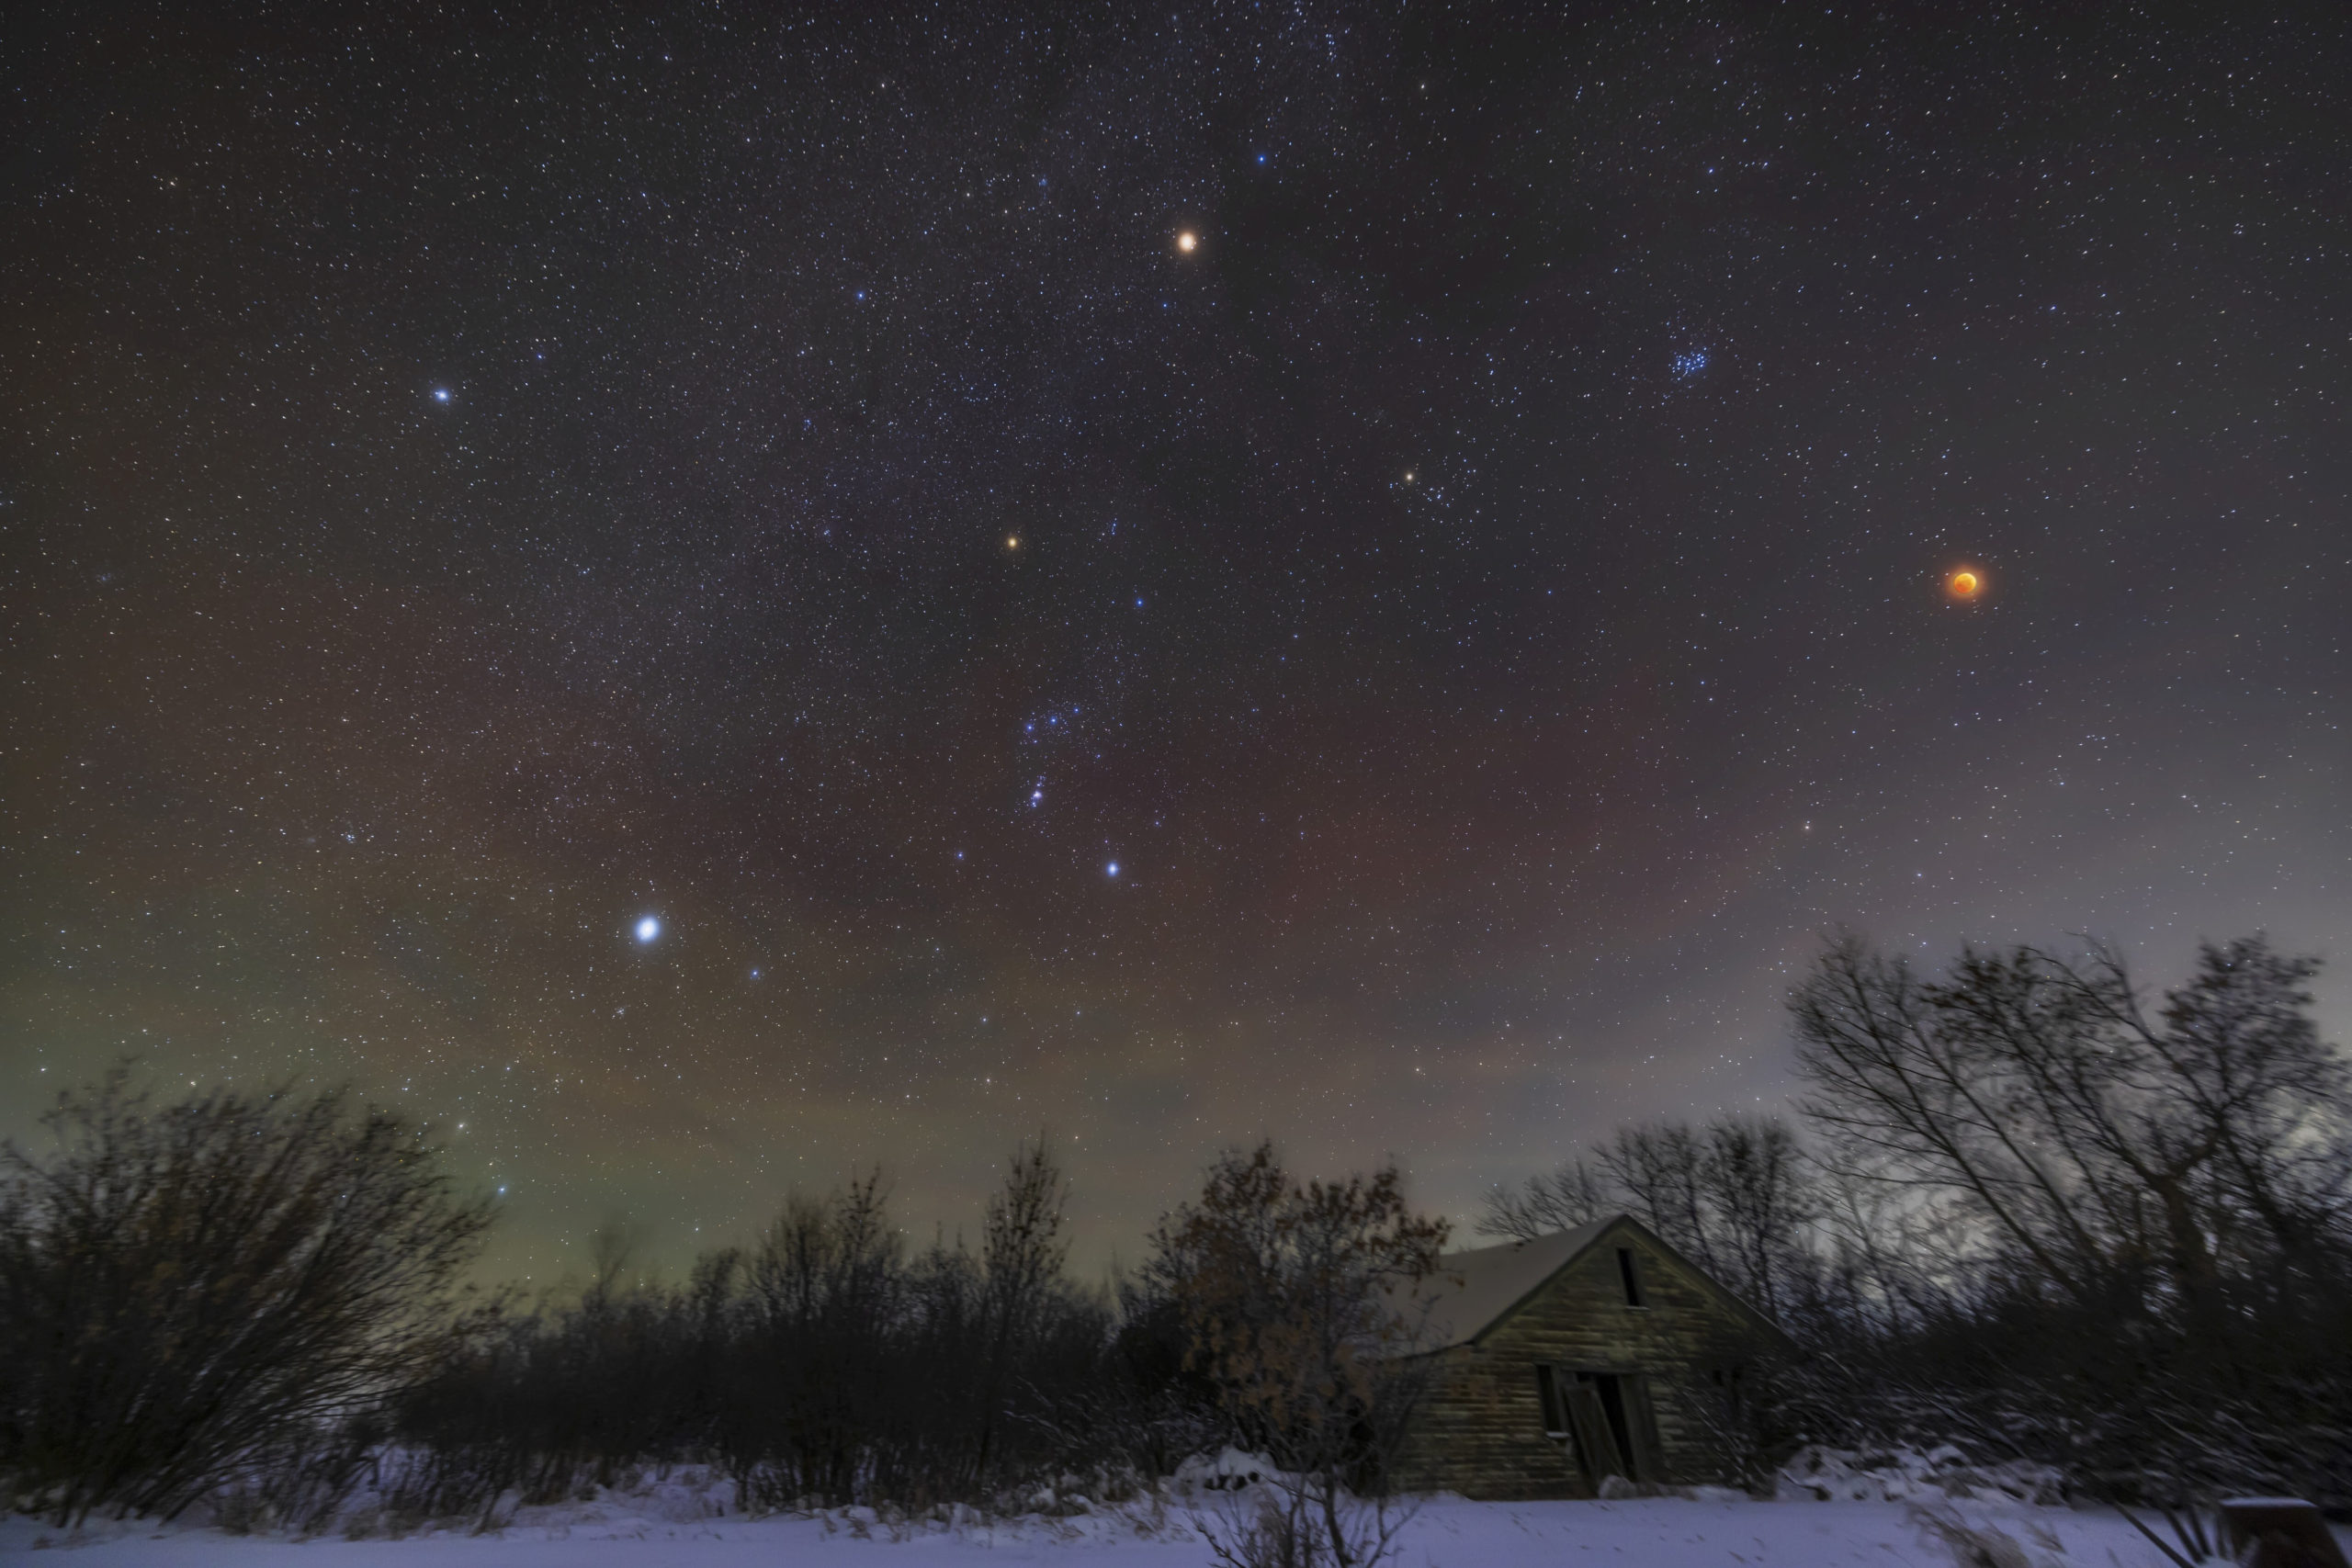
[0,1071,490,1525]
[1481,1114,1817,1320]
[1145,1144,1449,1568]
[974,1136,1071,1486]
[1787,933,2352,1504]
[1477,1156,1610,1240]
[1792,934,2351,1324]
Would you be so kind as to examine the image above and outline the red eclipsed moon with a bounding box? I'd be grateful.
[1947,568,1984,601]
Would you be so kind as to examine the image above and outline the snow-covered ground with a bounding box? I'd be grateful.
[7,1491,2342,1567]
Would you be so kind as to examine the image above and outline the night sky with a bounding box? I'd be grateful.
[6,4,2347,1279]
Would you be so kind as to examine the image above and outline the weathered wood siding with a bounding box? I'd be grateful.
[1393,1226,1763,1499]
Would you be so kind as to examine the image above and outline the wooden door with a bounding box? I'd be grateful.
[1564,1383,1625,1487]
[1620,1371,1667,1483]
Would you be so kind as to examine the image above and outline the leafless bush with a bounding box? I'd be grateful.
[1907,1503,2049,1568]
[228,1418,386,1536]
[1194,1472,1419,1568]
[0,1070,490,1525]
[1195,1478,1316,1568]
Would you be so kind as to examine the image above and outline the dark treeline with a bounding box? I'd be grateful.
[0,1096,1222,1529]
[1484,934,2352,1509]
[380,1143,1203,1527]
[3,932,2346,1532]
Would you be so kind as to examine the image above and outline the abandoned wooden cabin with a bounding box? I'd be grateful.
[1390,1213,1791,1499]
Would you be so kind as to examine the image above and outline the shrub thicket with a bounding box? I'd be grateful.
[382,1142,1183,1519]
[0,1072,490,1526]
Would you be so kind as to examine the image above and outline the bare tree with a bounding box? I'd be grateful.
[974,1135,1071,1485]
[583,1216,643,1307]
[1804,1156,1933,1337]
[0,1071,491,1525]
[1699,1117,1815,1322]
[1478,1156,1609,1242]
[1784,933,2352,1505]
[1146,1144,1449,1568]
[733,1172,903,1506]
[1596,1122,1722,1276]
[1481,1115,1817,1320]
[1791,934,2352,1322]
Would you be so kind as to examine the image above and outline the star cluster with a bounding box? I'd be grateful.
[4,4,2347,1275]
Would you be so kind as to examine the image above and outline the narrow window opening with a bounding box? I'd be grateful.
[1616,1246,1645,1307]
[1535,1364,1567,1438]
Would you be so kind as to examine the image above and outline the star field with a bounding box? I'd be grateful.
[4,3,2348,1276]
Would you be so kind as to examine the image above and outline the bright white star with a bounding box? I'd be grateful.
[1106,862,1120,877]
[433,388,451,402]
[635,916,662,942]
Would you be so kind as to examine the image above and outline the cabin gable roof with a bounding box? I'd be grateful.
[1408,1213,1792,1352]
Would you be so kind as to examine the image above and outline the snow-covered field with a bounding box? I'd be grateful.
[7,1492,2341,1567]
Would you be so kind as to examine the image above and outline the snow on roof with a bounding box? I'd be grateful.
[1404,1215,1621,1350]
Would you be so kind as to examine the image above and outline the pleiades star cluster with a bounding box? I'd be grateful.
[4,4,2346,1277]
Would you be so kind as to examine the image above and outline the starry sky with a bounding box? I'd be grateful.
[5,3,2347,1280]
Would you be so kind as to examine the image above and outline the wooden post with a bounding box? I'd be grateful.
[2221,1497,2350,1568]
